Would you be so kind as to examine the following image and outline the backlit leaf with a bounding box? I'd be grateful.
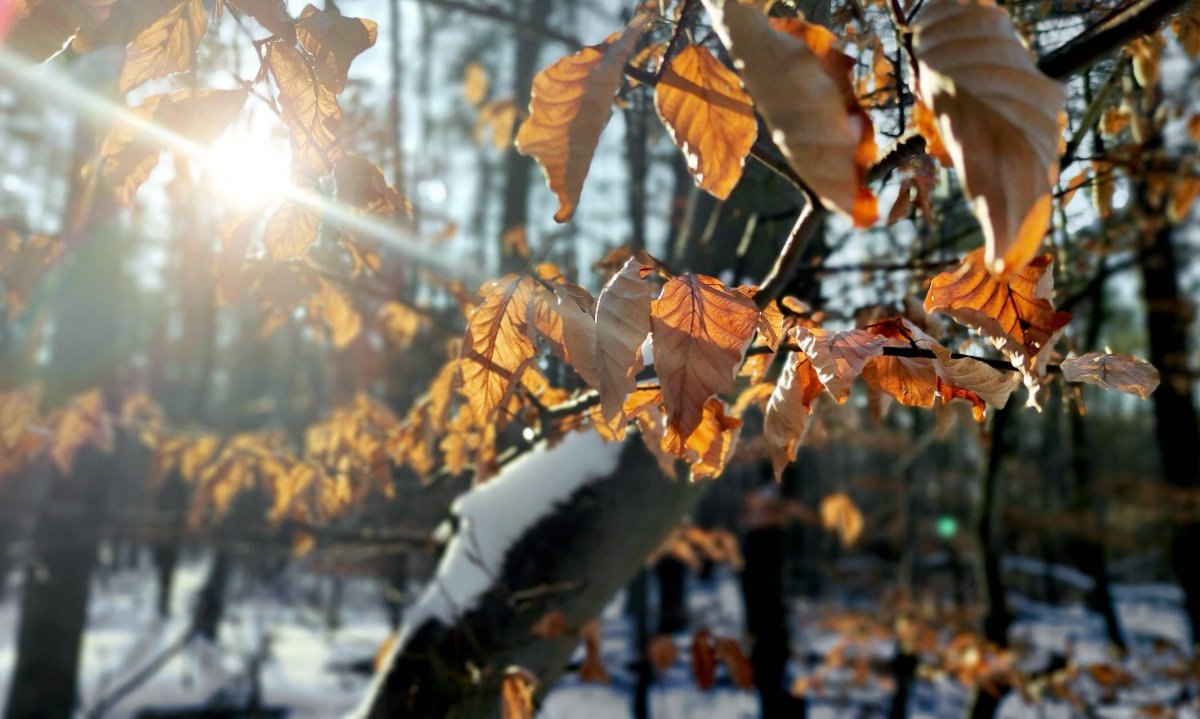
[925,248,1070,375]
[263,201,321,260]
[119,0,207,94]
[652,274,759,445]
[8,0,88,61]
[860,319,939,411]
[911,0,1066,274]
[820,491,863,546]
[702,0,877,225]
[295,4,378,94]
[515,14,649,222]
[49,388,114,473]
[1061,352,1160,399]
[663,398,742,477]
[268,40,342,179]
[793,327,886,402]
[311,279,360,348]
[226,0,292,37]
[763,349,823,478]
[555,257,651,437]
[500,667,537,719]
[654,44,756,200]
[460,276,538,425]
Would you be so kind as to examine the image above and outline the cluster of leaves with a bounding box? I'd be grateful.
[789,605,1200,717]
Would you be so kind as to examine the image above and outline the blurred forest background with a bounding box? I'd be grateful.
[1,0,1200,717]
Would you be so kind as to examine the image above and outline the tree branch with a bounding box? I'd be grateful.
[1037,0,1188,80]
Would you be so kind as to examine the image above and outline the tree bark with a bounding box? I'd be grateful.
[354,435,705,719]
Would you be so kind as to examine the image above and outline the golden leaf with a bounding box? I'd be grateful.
[515,15,649,222]
[295,4,378,94]
[820,491,863,546]
[530,610,569,640]
[763,349,823,478]
[555,257,651,437]
[463,61,489,105]
[1061,352,1160,399]
[663,398,742,476]
[911,0,1066,274]
[334,154,406,217]
[377,301,426,349]
[652,273,759,445]
[119,0,207,94]
[500,667,538,719]
[476,98,519,149]
[0,230,61,319]
[263,201,321,260]
[267,40,342,179]
[48,388,114,474]
[311,279,361,348]
[702,0,877,225]
[96,88,248,205]
[793,327,886,402]
[925,248,1070,374]
[654,44,756,200]
[860,319,939,411]
[459,276,538,425]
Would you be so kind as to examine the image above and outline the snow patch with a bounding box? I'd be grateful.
[346,430,624,719]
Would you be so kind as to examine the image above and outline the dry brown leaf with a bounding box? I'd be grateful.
[295,4,377,94]
[556,257,651,437]
[793,327,886,402]
[691,629,717,691]
[763,349,823,478]
[500,667,537,719]
[703,0,877,225]
[652,274,759,445]
[654,43,757,200]
[515,15,649,222]
[929,342,1019,410]
[1175,2,1200,59]
[579,618,610,683]
[925,248,1070,375]
[225,0,292,37]
[119,0,207,94]
[665,398,742,477]
[268,40,342,179]
[459,276,538,425]
[648,635,678,674]
[820,491,863,546]
[1061,352,1160,399]
[7,0,90,61]
[715,637,755,690]
[911,0,1066,275]
[530,610,569,640]
[860,319,939,410]
[263,201,321,260]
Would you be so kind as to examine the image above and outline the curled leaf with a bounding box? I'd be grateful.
[702,0,877,224]
[119,0,207,94]
[793,327,886,402]
[763,349,823,478]
[911,0,1066,274]
[1061,352,1160,399]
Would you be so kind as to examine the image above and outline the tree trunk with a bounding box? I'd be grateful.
[977,403,1012,647]
[353,433,706,719]
[1138,206,1200,645]
[740,524,805,719]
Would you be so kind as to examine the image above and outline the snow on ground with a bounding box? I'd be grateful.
[0,555,1197,717]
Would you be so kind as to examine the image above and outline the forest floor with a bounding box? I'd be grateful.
[0,556,1195,718]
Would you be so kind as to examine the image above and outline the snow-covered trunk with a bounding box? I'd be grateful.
[352,432,706,719]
